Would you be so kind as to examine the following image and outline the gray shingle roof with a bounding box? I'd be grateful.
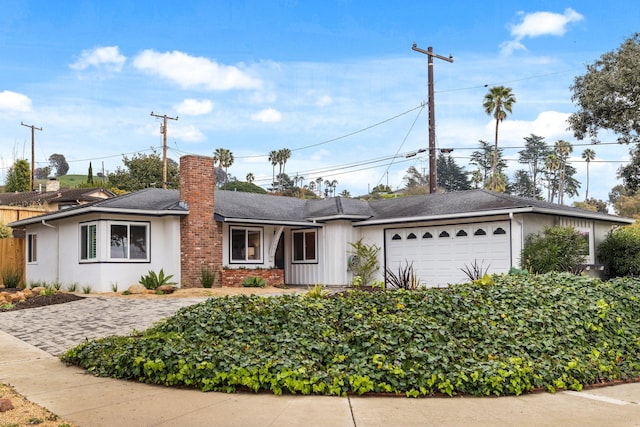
[0,188,112,207]
[366,189,628,223]
[8,188,632,228]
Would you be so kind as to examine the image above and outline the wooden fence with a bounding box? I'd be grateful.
[0,206,48,226]
[0,238,25,287]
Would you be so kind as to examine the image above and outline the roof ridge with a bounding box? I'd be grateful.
[335,196,344,214]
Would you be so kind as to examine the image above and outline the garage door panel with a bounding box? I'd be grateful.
[385,221,511,287]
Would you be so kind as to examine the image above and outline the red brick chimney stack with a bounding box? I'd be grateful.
[179,155,221,288]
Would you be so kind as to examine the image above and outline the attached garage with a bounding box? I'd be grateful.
[385,220,512,287]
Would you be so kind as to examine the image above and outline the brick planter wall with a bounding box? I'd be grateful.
[221,268,285,288]
[179,155,222,288]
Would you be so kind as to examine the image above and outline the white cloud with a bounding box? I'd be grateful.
[251,108,282,123]
[496,111,572,141]
[0,90,32,112]
[133,50,262,91]
[70,46,126,72]
[316,95,333,107]
[501,8,584,56]
[173,125,206,142]
[174,99,213,116]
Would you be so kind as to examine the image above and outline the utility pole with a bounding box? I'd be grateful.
[412,43,453,194]
[150,112,178,189]
[21,122,42,191]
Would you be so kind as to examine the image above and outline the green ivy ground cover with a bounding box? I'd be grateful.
[60,273,640,397]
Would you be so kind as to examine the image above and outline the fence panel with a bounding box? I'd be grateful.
[0,238,25,287]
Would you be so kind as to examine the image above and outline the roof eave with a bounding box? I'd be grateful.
[354,206,634,227]
[8,206,188,227]
[216,215,321,228]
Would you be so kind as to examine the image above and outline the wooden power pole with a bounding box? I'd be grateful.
[21,122,42,191]
[412,43,453,194]
[150,112,178,189]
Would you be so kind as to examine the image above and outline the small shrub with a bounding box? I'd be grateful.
[521,226,588,274]
[305,284,329,298]
[1,268,23,289]
[111,282,119,292]
[385,261,421,290]
[241,276,266,288]
[40,287,54,296]
[52,281,63,291]
[461,260,490,281]
[348,239,381,286]
[139,269,177,290]
[200,266,217,288]
[82,285,92,294]
[0,303,14,310]
[67,282,78,292]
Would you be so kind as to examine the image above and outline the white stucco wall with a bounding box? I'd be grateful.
[24,213,181,293]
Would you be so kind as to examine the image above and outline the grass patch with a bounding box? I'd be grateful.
[61,273,640,397]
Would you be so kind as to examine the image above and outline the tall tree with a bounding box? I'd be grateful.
[616,145,640,195]
[34,166,51,180]
[5,159,30,192]
[436,153,471,192]
[470,140,507,189]
[268,150,278,191]
[545,153,561,203]
[276,148,291,192]
[581,148,596,200]
[511,170,536,198]
[107,150,178,191]
[87,162,94,185]
[315,177,323,196]
[403,166,429,190]
[245,172,254,184]
[554,140,573,205]
[518,134,550,198]
[48,153,69,177]
[213,148,234,178]
[568,33,640,144]
[483,86,516,191]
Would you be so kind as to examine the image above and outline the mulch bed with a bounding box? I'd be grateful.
[0,291,85,312]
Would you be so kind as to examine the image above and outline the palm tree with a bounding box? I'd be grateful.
[315,177,323,197]
[581,148,596,200]
[329,179,338,196]
[483,86,516,191]
[245,172,254,184]
[214,148,234,183]
[545,153,561,203]
[339,189,351,198]
[277,148,291,191]
[471,170,482,189]
[268,150,278,191]
[554,140,573,205]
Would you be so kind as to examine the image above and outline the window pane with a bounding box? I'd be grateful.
[247,230,260,260]
[231,229,246,261]
[304,232,316,260]
[129,225,147,259]
[293,232,304,261]
[110,224,128,258]
[81,224,97,260]
[28,234,37,263]
[81,226,88,260]
[89,225,96,259]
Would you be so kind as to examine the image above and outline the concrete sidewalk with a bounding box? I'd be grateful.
[2,331,640,427]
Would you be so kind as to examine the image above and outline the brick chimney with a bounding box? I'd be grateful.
[179,155,221,288]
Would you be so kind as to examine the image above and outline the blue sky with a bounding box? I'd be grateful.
[1,0,638,204]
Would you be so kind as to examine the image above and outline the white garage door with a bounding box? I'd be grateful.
[385,221,511,287]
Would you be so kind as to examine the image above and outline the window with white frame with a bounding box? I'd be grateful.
[293,229,317,263]
[109,222,149,261]
[230,227,262,263]
[80,223,97,261]
[26,233,37,263]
